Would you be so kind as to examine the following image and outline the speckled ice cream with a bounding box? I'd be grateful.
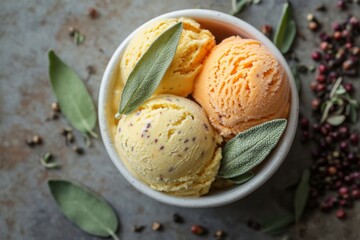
[115,94,222,197]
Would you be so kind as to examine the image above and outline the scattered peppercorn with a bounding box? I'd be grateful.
[132,225,145,233]
[214,230,226,240]
[152,222,162,231]
[73,146,84,155]
[86,65,96,75]
[173,213,184,223]
[260,24,272,37]
[87,7,99,19]
[191,225,207,235]
[336,209,347,219]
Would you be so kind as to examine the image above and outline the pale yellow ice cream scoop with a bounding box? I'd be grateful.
[193,36,290,139]
[120,17,215,97]
[115,94,222,197]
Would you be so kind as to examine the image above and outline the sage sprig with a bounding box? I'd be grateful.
[320,77,359,125]
[119,22,183,115]
[294,169,310,222]
[273,2,297,54]
[48,50,97,138]
[48,180,119,240]
[218,119,287,178]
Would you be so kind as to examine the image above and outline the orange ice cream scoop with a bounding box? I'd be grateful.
[193,36,290,139]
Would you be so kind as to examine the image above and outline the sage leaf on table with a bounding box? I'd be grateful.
[273,2,297,54]
[327,115,346,126]
[261,213,294,236]
[229,171,254,184]
[119,22,183,115]
[230,0,248,15]
[218,119,287,178]
[290,62,301,92]
[48,180,119,240]
[294,169,310,222]
[48,50,97,137]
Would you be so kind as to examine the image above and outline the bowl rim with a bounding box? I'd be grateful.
[98,9,299,208]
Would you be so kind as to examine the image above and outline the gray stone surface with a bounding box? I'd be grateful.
[0,0,359,239]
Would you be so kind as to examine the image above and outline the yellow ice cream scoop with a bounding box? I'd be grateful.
[120,17,215,97]
[115,94,222,197]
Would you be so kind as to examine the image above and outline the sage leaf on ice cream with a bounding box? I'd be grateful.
[48,50,97,137]
[48,180,119,240]
[229,171,254,184]
[273,2,297,54]
[119,22,183,115]
[294,169,310,222]
[218,119,287,178]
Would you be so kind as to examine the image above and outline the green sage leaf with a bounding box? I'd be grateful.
[229,171,255,184]
[290,62,301,92]
[230,0,248,15]
[349,104,358,123]
[262,213,294,235]
[48,50,97,137]
[218,119,287,178]
[330,77,343,98]
[327,115,346,126]
[48,180,119,239]
[119,22,183,115]
[273,2,297,54]
[321,101,333,123]
[294,169,310,222]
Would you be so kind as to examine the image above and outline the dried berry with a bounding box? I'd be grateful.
[191,225,207,235]
[87,7,99,19]
[336,209,346,219]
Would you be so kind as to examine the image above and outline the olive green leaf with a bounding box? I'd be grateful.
[262,213,294,236]
[294,169,310,222]
[40,153,61,169]
[48,180,119,240]
[230,0,248,15]
[273,2,297,54]
[327,115,346,126]
[218,119,287,178]
[48,50,97,137]
[329,77,343,98]
[290,62,301,92]
[119,22,183,115]
[229,171,255,184]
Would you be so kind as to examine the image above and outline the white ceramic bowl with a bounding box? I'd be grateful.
[99,9,299,208]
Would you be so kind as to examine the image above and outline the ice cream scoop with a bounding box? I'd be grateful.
[120,17,215,97]
[193,36,290,139]
[115,94,222,197]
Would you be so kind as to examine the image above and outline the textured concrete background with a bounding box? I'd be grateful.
[0,0,359,239]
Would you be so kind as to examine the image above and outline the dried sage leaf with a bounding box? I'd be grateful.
[294,169,310,222]
[229,171,254,184]
[262,213,294,235]
[48,51,97,137]
[327,115,346,126]
[119,22,183,115]
[273,2,297,54]
[48,180,119,240]
[218,119,287,178]
[230,0,248,15]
